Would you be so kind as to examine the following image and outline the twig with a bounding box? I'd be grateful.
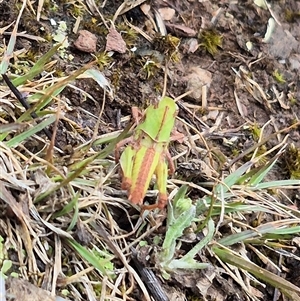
[2,74,53,142]
[130,247,169,301]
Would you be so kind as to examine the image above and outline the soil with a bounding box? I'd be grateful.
[0,0,300,301]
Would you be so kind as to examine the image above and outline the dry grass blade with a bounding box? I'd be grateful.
[3,31,46,42]
[18,61,96,122]
[90,222,151,301]
[0,122,28,134]
[0,0,26,74]
[37,0,44,21]
[0,22,14,35]
[11,43,63,87]
[0,181,36,272]
[228,121,300,167]
[5,115,56,148]
[112,0,147,23]
[213,246,300,300]
[0,182,24,220]
[0,1,299,300]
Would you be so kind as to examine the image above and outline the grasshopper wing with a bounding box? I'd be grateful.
[138,97,177,142]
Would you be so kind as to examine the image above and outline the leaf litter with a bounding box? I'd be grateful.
[0,0,300,301]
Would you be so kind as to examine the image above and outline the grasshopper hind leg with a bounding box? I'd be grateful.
[140,159,169,211]
[155,159,169,209]
[119,146,135,190]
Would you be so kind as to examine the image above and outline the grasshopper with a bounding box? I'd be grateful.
[115,96,183,210]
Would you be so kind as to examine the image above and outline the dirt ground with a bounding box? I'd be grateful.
[1,0,300,300]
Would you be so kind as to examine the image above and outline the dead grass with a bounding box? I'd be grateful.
[0,1,300,301]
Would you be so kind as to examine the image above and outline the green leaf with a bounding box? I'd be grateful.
[12,43,63,87]
[167,219,214,270]
[214,161,254,194]
[5,115,56,148]
[213,246,300,300]
[67,239,113,278]
[160,196,195,264]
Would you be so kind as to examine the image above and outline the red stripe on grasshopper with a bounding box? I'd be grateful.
[155,105,170,141]
[128,146,160,205]
[116,97,180,209]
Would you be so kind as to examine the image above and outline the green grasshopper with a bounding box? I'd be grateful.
[115,96,183,210]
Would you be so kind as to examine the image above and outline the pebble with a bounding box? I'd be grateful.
[74,30,97,53]
[185,66,212,101]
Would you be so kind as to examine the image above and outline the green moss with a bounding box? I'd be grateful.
[82,17,108,35]
[231,148,240,157]
[153,34,181,62]
[285,10,300,23]
[250,123,262,141]
[110,69,121,88]
[198,29,222,55]
[197,107,208,116]
[289,96,297,105]
[254,145,268,164]
[72,6,84,17]
[24,49,39,63]
[58,0,87,16]
[273,69,286,83]
[41,0,59,12]
[153,82,163,93]
[283,144,300,179]
[142,58,160,78]
[116,23,138,47]
[53,69,66,77]
[187,297,204,301]
[95,51,112,70]
[43,32,54,42]
[10,61,31,75]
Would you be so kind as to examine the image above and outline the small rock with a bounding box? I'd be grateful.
[265,26,299,59]
[165,23,197,38]
[289,54,300,71]
[186,38,199,53]
[158,8,175,21]
[5,277,57,301]
[74,30,97,53]
[207,110,219,120]
[185,67,212,101]
[105,27,127,54]
[140,3,151,15]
